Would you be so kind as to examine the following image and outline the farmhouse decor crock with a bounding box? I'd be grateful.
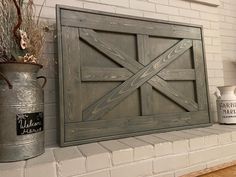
[0,0,48,161]
[216,85,236,124]
[0,62,46,162]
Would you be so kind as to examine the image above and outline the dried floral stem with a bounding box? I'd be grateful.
[12,0,22,46]
[0,0,14,61]
[37,0,46,25]
[0,0,47,63]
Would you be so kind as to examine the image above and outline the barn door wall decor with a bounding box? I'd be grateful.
[57,5,211,146]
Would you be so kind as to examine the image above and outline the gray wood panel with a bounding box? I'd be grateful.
[65,111,209,142]
[158,69,196,80]
[80,29,198,112]
[57,5,211,146]
[137,34,153,115]
[83,36,193,121]
[61,9,201,40]
[193,40,208,110]
[61,27,82,123]
[81,67,133,81]
[57,5,65,145]
[81,68,196,81]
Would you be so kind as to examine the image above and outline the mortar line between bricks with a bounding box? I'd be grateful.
[97,142,119,167]
[68,168,111,177]
[75,146,88,173]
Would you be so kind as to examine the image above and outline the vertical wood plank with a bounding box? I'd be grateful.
[193,40,208,111]
[57,6,65,145]
[62,26,82,122]
[137,34,153,115]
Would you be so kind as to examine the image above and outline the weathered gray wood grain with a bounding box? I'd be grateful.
[57,6,211,146]
[193,40,208,110]
[57,5,65,146]
[137,34,153,115]
[158,69,196,80]
[61,9,201,40]
[61,27,82,122]
[65,111,209,142]
[81,67,132,81]
[80,29,198,115]
[82,67,196,81]
[80,29,141,72]
[82,33,194,121]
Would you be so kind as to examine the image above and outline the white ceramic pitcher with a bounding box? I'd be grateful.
[216,85,236,124]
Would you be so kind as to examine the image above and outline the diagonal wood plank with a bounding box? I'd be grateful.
[137,34,153,115]
[80,29,143,72]
[82,36,193,121]
[80,29,198,113]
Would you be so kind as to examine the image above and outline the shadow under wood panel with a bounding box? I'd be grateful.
[57,5,211,146]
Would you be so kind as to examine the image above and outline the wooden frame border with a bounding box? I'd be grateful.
[56,5,212,146]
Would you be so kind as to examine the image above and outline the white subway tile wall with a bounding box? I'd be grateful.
[32,0,234,146]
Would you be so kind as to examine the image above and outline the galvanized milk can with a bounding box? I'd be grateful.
[216,85,236,124]
[0,62,46,162]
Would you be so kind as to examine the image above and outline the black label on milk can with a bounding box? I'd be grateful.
[16,112,44,135]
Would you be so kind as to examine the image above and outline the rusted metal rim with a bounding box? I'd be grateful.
[0,62,43,68]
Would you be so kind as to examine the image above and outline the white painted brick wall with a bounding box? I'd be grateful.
[169,0,191,8]
[137,135,173,157]
[219,0,236,86]
[53,147,86,176]
[99,140,133,165]
[118,137,154,161]
[153,153,189,174]
[2,125,236,177]
[78,143,111,172]
[175,163,206,177]
[110,160,153,177]
[25,149,57,177]
[130,0,156,12]
[153,172,175,177]
[31,0,231,146]
[154,133,189,154]
[0,161,25,177]
[76,170,110,177]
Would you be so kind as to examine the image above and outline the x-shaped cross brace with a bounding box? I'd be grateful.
[80,29,198,121]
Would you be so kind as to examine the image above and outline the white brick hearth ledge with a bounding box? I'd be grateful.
[1,124,236,177]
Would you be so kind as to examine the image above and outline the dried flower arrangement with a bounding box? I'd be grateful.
[0,0,47,64]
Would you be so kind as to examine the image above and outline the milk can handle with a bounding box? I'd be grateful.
[37,76,47,88]
[0,72,13,89]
